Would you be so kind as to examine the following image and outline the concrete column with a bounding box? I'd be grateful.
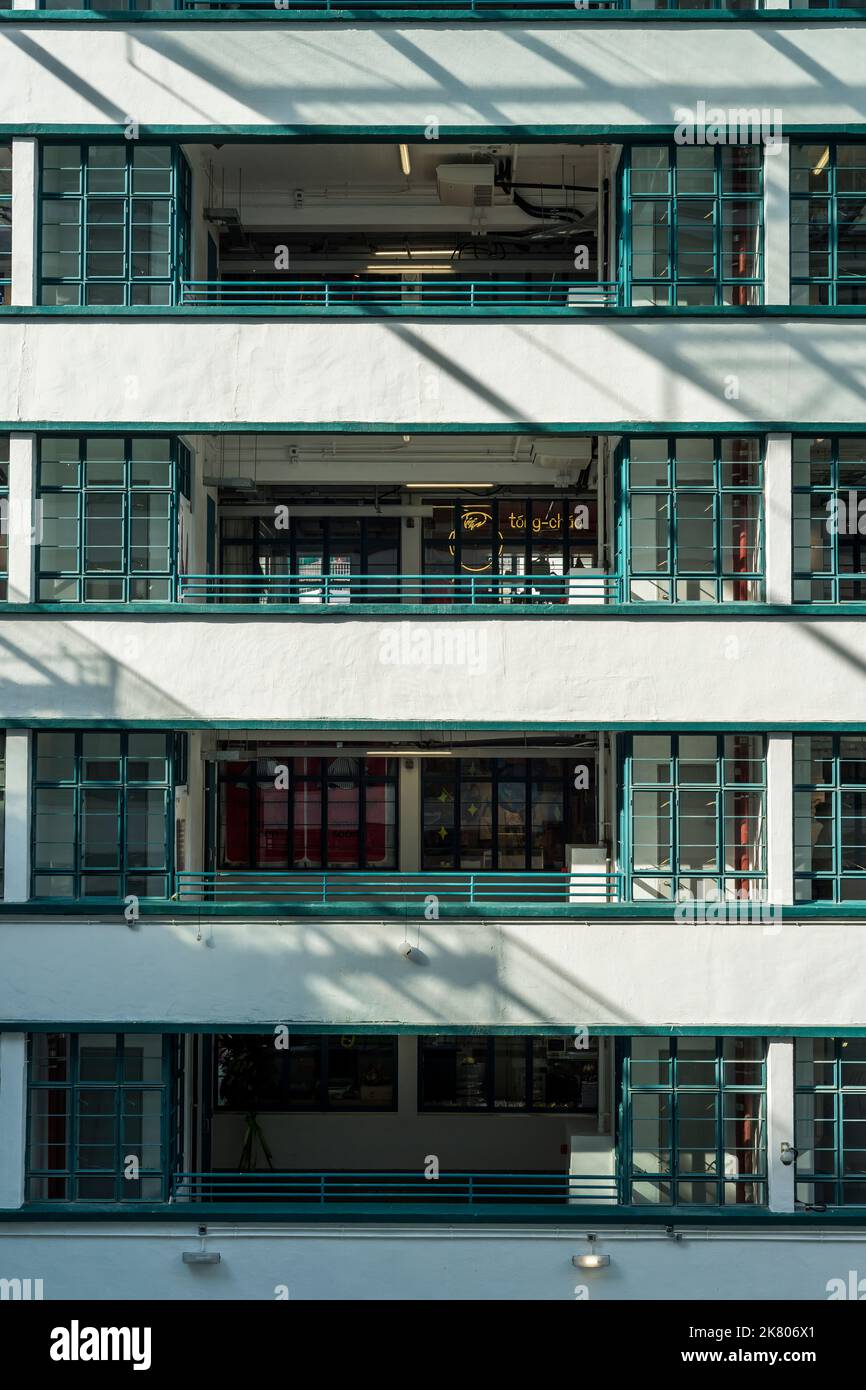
[6,433,36,604]
[3,731,32,903]
[765,432,792,607]
[0,1034,27,1210]
[401,492,423,598]
[767,733,794,907]
[764,139,790,306]
[767,1036,796,1213]
[10,138,37,306]
[398,759,421,873]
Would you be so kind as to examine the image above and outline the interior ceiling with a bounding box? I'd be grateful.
[199,433,601,487]
[197,142,606,237]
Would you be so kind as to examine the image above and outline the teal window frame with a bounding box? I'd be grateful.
[31,730,177,901]
[0,435,8,601]
[38,141,191,306]
[625,733,767,902]
[622,1035,768,1207]
[794,734,866,903]
[620,435,765,603]
[792,435,866,603]
[624,142,764,306]
[418,1035,600,1114]
[795,1037,866,1208]
[26,1032,176,1204]
[36,435,179,603]
[0,143,10,305]
[791,142,866,306]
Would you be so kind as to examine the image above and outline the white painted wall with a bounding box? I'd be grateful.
[2,318,864,428]
[0,1034,26,1209]
[1,613,866,724]
[0,917,863,1029]
[0,1223,863,1301]
[1,25,866,129]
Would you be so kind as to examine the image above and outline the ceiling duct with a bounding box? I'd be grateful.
[436,163,499,208]
[529,438,594,469]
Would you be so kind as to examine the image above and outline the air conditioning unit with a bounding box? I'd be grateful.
[436,163,497,207]
[529,438,594,469]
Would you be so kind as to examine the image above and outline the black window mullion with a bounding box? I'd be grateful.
[319,1036,328,1111]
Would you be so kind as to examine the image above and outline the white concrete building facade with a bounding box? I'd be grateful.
[1,2,866,1304]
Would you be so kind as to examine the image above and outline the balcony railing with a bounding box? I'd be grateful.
[177,572,621,604]
[175,869,622,908]
[179,278,621,312]
[184,1,624,10]
[171,1169,620,1205]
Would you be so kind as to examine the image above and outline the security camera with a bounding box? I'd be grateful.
[780,1142,798,1167]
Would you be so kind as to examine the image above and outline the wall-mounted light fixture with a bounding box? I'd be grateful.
[780,1142,799,1167]
[572,1235,610,1270]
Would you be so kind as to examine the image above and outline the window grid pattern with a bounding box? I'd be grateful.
[39,142,190,306]
[626,143,764,306]
[418,1036,600,1114]
[794,735,866,903]
[32,731,175,901]
[26,1033,173,1203]
[623,1036,768,1207]
[422,755,596,871]
[792,435,866,603]
[219,511,400,604]
[36,435,177,602]
[791,143,866,305]
[217,753,399,872]
[623,435,764,603]
[627,733,767,902]
[795,1038,866,1208]
[0,143,10,303]
[214,1035,398,1114]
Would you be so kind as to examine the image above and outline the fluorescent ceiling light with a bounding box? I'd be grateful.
[399,144,412,177]
[405,483,495,489]
[365,749,454,757]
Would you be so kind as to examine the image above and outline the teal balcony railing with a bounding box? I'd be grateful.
[179,278,621,312]
[175,869,622,908]
[171,1170,620,1206]
[177,572,621,604]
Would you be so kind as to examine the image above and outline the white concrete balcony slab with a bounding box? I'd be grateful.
[1,21,866,131]
[0,611,864,725]
[2,314,866,428]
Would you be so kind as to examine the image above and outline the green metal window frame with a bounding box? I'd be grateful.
[421,753,597,871]
[31,1,767,12]
[38,141,191,306]
[31,730,177,901]
[619,435,765,603]
[213,1033,399,1114]
[0,142,10,304]
[35,435,179,602]
[26,1032,176,1203]
[417,1035,601,1114]
[623,142,764,306]
[0,434,8,600]
[792,435,866,602]
[795,1037,866,1207]
[791,142,866,305]
[621,1035,768,1207]
[794,734,866,902]
[624,733,767,901]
